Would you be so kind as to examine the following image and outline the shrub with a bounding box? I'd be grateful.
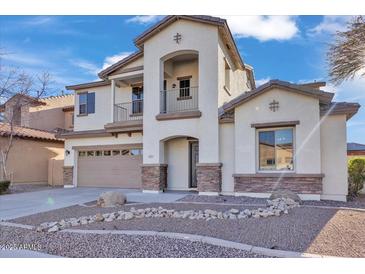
[0,180,11,194]
[348,158,365,197]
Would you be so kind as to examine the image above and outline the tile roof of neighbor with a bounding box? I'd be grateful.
[0,122,63,142]
[347,142,365,151]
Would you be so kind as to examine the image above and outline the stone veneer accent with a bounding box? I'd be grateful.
[141,164,168,191]
[63,166,74,186]
[234,174,323,194]
[197,163,222,193]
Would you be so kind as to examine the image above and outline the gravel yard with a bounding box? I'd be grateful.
[0,226,267,258]
[6,199,365,257]
[180,194,365,209]
[11,202,259,226]
[178,194,267,205]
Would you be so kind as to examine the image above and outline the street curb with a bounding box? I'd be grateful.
[0,221,34,229]
[61,228,336,258]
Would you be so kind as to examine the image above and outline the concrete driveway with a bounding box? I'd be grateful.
[0,187,187,221]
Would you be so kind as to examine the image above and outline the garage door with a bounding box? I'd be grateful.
[77,147,142,188]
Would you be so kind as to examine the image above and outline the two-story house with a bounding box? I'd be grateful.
[62,15,360,201]
[0,93,74,185]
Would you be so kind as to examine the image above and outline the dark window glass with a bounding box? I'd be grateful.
[112,150,120,156]
[87,151,94,157]
[87,92,95,114]
[79,93,87,115]
[258,129,294,171]
[121,149,130,155]
[103,150,111,156]
[132,86,143,114]
[79,151,86,157]
[179,79,190,97]
[95,150,102,156]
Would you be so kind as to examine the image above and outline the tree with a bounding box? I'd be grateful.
[0,50,51,181]
[328,16,365,85]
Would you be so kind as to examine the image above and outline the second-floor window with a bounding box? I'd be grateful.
[179,78,190,98]
[78,92,95,115]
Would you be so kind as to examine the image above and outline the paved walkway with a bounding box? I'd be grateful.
[0,187,187,220]
[0,249,60,258]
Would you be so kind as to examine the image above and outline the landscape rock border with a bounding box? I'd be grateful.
[35,198,299,233]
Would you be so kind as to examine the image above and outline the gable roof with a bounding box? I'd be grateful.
[98,15,244,79]
[320,102,360,120]
[0,122,63,142]
[222,79,334,112]
[98,51,143,79]
[66,80,111,91]
[347,142,365,151]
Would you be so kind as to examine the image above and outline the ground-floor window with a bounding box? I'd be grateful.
[258,127,294,171]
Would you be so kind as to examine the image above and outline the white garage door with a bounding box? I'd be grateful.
[77,147,142,188]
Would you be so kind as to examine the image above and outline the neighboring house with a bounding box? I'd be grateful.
[0,123,64,184]
[0,94,75,132]
[0,94,74,185]
[62,15,360,201]
[347,142,365,158]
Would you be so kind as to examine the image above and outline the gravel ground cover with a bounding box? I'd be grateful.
[0,226,267,258]
[62,207,365,257]
[302,196,365,209]
[178,194,267,205]
[179,194,365,209]
[11,202,259,226]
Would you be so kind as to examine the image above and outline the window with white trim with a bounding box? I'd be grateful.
[258,128,294,171]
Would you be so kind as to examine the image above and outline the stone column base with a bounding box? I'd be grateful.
[63,166,74,187]
[141,164,168,192]
[196,163,222,193]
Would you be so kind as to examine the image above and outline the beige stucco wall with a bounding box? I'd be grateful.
[143,19,220,165]
[320,114,348,201]
[165,138,190,190]
[73,85,135,131]
[220,123,235,194]
[27,95,74,131]
[218,36,250,107]
[234,88,321,174]
[64,111,74,130]
[0,137,64,184]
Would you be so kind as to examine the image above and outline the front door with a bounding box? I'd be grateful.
[190,142,199,188]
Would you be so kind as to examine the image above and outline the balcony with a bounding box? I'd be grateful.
[157,86,201,120]
[104,100,143,134]
[114,100,143,122]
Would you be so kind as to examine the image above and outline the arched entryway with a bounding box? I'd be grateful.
[161,135,199,191]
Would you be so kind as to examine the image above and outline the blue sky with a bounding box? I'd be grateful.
[0,15,364,143]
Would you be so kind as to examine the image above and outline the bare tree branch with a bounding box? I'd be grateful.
[0,48,52,181]
[328,16,365,85]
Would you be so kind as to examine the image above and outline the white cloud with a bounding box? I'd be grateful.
[69,59,100,76]
[102,52,133,70]
[23,16,54,26]
[222,16,299,42]
[126,16,164,25]
[1,52,47,66]
[308,16,351,36]
[255,77,271,86]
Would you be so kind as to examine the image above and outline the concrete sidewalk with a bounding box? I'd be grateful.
[0,187,187,220]
[0,249,60,258]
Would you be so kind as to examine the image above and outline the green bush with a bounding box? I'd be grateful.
[348,158,365,197]
[0,180,11,194]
